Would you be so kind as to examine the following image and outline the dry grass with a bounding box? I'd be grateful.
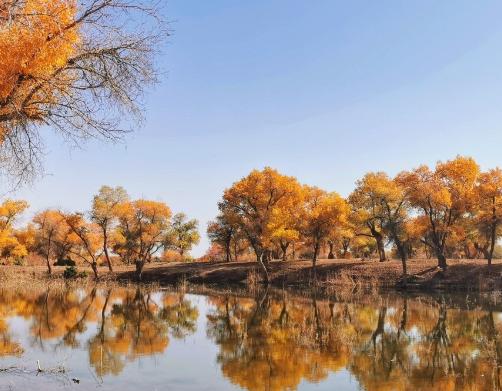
[2,257,502,292]
[0,265,154,293]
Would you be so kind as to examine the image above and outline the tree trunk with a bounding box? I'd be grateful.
[400,253,407,277]
[262,250,271,264]
[256,252,269,284]
[370,228,386,262]
[103,232,113,272]
[135,260,144,281]
[489,198,498,268]
[233,240,238,261]
[328,241,335,259]
[464,244,474,259]
[489,222,497,267]
[225,239,232,263]
[46,237,52,275]
[91,262,99,280]
[46,253,52,275]
[437,252,447,269]
[431,232,447,269]
[312,239,320,283]
[280,241,289,261]
[424,243,431,259]
[376,236,386,262]
[342,240,349,258]
[390,225,407,285]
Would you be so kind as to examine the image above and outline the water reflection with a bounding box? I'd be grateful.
[0,285,502,390]
[206,290,502,391]
[0,286,199,379]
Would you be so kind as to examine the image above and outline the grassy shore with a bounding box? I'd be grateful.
[2,258,502,292]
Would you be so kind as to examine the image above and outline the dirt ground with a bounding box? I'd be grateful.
[5,257,502,291]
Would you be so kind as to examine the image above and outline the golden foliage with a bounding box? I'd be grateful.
[0,0,79,130]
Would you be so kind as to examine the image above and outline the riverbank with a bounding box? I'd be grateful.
[2,258,502,292]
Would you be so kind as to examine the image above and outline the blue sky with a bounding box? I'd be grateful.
[12,0,502,256]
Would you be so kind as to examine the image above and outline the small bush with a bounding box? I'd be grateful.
[63,266,78,279]
[54,258,76,267]
[13,258,25,266]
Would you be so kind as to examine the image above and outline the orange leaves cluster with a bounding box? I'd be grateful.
[302,186,348,259]
[0,199,29,260]
[400,156,480,217]
[112,199,172,277]
[0,0,78,126]
[222,167,305,255]
[114,199,172,258]
[220,167,349,264]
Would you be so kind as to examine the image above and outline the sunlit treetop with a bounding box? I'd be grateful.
[223,167,304,253]
[0,0,78,112]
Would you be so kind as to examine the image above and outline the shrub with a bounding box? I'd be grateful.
[54,258,76,267]
[63,266,78,279]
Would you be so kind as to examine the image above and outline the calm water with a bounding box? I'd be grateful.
[0,286,501,391]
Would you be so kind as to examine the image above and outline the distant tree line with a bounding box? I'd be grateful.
[0,186,199,280]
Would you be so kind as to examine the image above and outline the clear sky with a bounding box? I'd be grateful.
[11,0,502,256]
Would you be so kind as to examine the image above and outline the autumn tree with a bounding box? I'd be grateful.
[207,207,237,263]
[361,173,412,278]
[0,0,166,181]
[52,219,78,263]
[0,199,29,261]
[475,168,502,266]
[349,175,389,262]
[32,209,68,274]
[222,168,303,282]
[62,212,103,279]
[350,235,376,259]
[166,213,200,258]
[12,224,36,259]
[114,200,171,280]
[267,191,303,261]
[399,156,480,269]
[301,186,348,278]
[91,185,129,272]
[327,221,354,259]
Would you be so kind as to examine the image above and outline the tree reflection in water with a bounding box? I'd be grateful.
[206,290,502,391]
[1,285,502,390]
[0,286,199,378]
